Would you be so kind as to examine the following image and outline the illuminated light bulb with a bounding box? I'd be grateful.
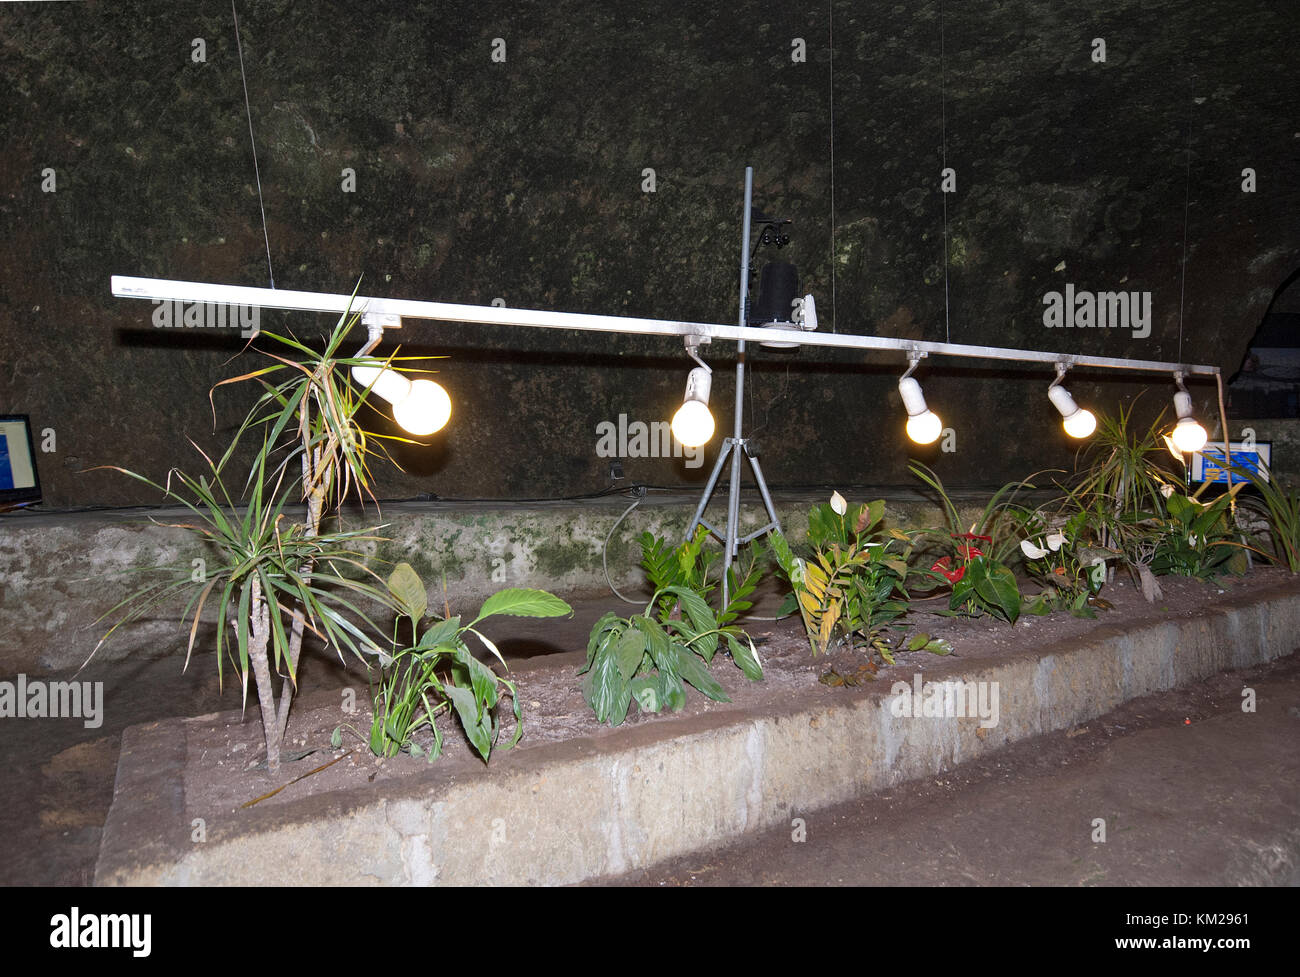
[1172,417,1208,454]
[1170,389,1207,454]
[1063,408,1097,439]
[393,379,451,436]
[672,400,714,448]
[905,411,943,445]
[1047,383,1096,439]
[353,364,451,436]
[898,375,942,445]
[671,366,714,448]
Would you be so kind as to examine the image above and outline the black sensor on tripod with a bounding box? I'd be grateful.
[749,261,799,325]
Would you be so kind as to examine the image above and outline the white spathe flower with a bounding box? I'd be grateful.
[830,491,847,515]
[1046,532,1066,551]
[1021,539,1050,560]
[1160,483,1175,499]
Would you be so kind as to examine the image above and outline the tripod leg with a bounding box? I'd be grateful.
[746,452,783,535]
[722,438,744,607]
[686,438,735,543]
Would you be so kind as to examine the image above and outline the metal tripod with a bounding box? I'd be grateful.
[685,167,782,607]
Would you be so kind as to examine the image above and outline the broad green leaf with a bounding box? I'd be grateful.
[633,615,672,667]
[668,642,730,703]
[629,676,662,713]
[387,562,427,623]
[615,629,647,682]
[475,588,572,623]
[1165,493,1197,524]
[726,632,763,681]
[581,646,632,726]
[974,562,1021,623]
[585,612,621,671]
[664,585,719,657]
[418,616,461,651]
[444,682,493,760]
[452,648,500,711]
[655,671,687,712]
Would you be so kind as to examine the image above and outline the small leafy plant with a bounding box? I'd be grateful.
[909,464,1027,623]
[770,493,917,659]
[580,533,763,726]
[1227,460,1300,572]
[1014,508,1114,617]
[349,562,572,762]
[638,525,762,623]
[1151,488,1240,579]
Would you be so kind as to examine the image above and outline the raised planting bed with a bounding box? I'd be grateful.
[95,567,1300,885]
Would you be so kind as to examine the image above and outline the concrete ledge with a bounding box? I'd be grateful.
[94,576,1300,885]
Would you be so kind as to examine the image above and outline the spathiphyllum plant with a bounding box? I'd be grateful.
[580,529,763,726]
[347,562,571,762]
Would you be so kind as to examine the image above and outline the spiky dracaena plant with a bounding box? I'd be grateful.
[94,297,436,773]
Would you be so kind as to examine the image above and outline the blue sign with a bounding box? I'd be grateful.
[1191,442,1271,484]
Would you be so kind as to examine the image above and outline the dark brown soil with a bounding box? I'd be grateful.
[182,565,1296,816]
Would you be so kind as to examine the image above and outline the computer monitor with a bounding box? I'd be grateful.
[0,415,42,507]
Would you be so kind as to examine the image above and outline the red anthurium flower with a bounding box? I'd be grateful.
[953,532,992,542]
[955,544,985,560]
[931,557,966,583]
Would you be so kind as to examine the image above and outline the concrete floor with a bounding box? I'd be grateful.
[607,652,1300,886]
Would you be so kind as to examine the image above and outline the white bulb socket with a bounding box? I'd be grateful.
[1048,384,1096,438]
[899,376,943,444]
[351,364,412,405]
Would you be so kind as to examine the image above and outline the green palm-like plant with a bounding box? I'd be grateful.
[210,294,442,750]
[94,289,442,773]
[1220,460,1299,572]
[1069,399,1179,522]
[93,442,393,769]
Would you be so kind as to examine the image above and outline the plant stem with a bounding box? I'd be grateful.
[248,577,282,774]
[274,421,333,742]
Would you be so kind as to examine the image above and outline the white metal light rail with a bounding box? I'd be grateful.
[112,274,1219,379]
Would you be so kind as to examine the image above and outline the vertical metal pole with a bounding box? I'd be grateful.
[722,167,754,608]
